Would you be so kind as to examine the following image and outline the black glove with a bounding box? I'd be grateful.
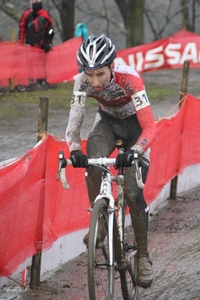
[70,150,88,168]
[115,148,141,169]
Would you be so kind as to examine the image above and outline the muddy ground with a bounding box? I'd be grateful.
[1,69,200,299]
[18,189,200,300]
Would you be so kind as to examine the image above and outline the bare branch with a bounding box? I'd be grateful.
[75,1,126,34]
[144,0,185,40]
[0,3,20,22]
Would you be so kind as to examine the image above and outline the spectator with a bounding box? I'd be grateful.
[18,0,54,86]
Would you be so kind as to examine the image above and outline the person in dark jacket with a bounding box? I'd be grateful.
[18,0,54,86]
[18,0,54,51]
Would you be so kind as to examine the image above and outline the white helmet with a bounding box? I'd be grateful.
[77,34,116,69]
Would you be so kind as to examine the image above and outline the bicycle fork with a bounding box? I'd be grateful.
[115,174,125,254]
[93,169,116,266]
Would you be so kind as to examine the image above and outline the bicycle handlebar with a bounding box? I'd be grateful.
[56,151,145,190]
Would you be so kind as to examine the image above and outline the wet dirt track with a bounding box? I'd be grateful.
[1,188,200,300]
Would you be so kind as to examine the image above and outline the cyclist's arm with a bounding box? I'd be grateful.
[132,89,157,153]
[66,89,87,152]
[116,69,157,153]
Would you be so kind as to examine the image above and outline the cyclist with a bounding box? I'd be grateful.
[66,34,157,288]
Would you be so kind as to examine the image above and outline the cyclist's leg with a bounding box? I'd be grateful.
[86,111,116,204]
[113,113,153,288]
[84,111,116,246]
[124,164,153,288]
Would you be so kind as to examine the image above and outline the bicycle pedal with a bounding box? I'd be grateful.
[125,243,137,251]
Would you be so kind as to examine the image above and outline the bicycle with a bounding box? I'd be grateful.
[56,140,144,300]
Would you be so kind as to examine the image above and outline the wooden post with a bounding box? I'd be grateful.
[178,61,190,108]
[30,95,49,289]
[9,29,15,90]
[37,96,49,142]
[30,253,42,288]
[170,61,190,199]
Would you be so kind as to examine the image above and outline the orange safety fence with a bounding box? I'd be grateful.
[1,93,200,277]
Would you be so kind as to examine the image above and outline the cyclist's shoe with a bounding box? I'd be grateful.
[137,256,153,288]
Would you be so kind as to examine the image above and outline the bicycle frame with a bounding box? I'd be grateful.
[92,169,115,266]
[56,150,143,300]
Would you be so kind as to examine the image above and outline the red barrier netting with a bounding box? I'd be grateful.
[0,37,82,86]
[1,93,200,276]
[144,94,200,200]
[1,29,200,86]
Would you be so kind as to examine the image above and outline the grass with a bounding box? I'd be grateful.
[145,82,177,102]
[0,82,73,108]
[0,80,180,122]
[0,82,99,122]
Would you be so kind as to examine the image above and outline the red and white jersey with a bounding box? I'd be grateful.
[66,65,157,152]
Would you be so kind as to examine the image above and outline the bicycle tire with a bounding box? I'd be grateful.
[120,225,138,300]
[88,197,115,300]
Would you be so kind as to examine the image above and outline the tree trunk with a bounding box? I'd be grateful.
[115,0,144,47]
[181,0,192,31]
[127,0,144,47]
[60,0,75,41]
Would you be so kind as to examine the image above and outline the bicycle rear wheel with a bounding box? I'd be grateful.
[88,198,115,300]
[120,226,138,300]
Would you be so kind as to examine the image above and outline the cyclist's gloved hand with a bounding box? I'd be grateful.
[115,146,141,169]
[70,150,88,168]
[115,150,134,169]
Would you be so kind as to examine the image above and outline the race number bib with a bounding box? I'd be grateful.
[71,91,86,108]
[132,90,150,111]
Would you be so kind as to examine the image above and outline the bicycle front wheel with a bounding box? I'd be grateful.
[88,198,115,300]
[119,225,138,300]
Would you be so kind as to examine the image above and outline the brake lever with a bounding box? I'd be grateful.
[56,151,67,181]
[134,152,140,180]
[134,152,144,189]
